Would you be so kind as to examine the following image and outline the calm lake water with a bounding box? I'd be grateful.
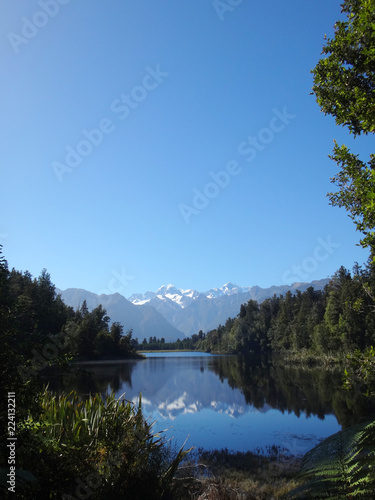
[51,352,373,456]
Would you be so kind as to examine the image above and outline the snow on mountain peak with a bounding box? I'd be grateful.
[223,282,237,289]
[156,284,179,295]
[128,284,203,309]
[221,282,248,295]
[205,282,248,299]
[129,283,250,307]
[181,288,200,299]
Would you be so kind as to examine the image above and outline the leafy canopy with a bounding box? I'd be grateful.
[312,0,375,257]
[328,143,375,252]
[312,0,375,136]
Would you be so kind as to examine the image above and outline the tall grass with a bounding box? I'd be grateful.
[12,389,190,500]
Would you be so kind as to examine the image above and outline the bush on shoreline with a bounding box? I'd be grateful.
[2,390,189,500]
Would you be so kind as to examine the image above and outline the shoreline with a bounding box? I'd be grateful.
[138,349,208,353]
[178,446,303,499]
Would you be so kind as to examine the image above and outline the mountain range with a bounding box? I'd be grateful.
[56,288,184,342]
[127,280,330,336]
[57,279,330,342]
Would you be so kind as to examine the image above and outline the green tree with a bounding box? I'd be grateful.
[312,0,375,355]
[312,0,375,257]
[74,304,110,357]
[94,330,114,357]
[328,144,375,254]
[312,0,375,136]
[268,291,294,351]
[119,328,134,355]
[110,321,123,347]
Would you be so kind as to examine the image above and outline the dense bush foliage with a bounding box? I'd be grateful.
[2,391,188,500]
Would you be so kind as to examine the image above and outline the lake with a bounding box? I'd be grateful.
[51,352,373,456]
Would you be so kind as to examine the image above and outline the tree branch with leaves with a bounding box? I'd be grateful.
[312,0,375,259]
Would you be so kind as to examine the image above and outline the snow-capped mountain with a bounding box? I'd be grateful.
[57,280,332,341]
[205,282,250,299]
[128,279,330,336]
[128,282,246,308]
[130,284,203,309]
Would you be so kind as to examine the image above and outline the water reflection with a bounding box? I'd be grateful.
[51,354,374,453]
[209,355,374,427]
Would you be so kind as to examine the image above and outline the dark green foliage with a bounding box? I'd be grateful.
[137,331,206,351]
[328,144,375,254]
[344,346,375,397]
[312,0,375,259]
[0,249,59,442]
[287,419,375,499]
[193,258,375,358]
[8,391,190,500]
[64,303,139,360]
[0,246,139,400]
[312,0,375,136]
[0,248,149,499]
[320,266,374,352]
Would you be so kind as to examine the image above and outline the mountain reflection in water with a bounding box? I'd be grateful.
[49,353,374,454]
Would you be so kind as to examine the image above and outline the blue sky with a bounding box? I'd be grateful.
[1,0,372,297]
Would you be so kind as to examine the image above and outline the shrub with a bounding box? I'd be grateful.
[8,390,190,500]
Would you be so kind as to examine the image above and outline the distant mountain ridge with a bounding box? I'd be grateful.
[57,288,185,342]
[58,279,331,341]
[128,279,331,336]
[130,284,201,308]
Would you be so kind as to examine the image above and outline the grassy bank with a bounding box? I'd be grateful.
[1,387,304,499]
[174,447,302,499]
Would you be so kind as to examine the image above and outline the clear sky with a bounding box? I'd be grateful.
[1,0,372,297]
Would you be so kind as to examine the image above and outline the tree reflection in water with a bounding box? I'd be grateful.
[207,355,374,428]
[49,354,374,433]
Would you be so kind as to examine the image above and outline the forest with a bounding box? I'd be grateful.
[190,261,375,357]
[138,261,375,361]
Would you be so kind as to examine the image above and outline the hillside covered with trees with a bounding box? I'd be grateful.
[193,261,375,356]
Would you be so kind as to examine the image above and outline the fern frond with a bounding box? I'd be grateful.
[286,419,375,499]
